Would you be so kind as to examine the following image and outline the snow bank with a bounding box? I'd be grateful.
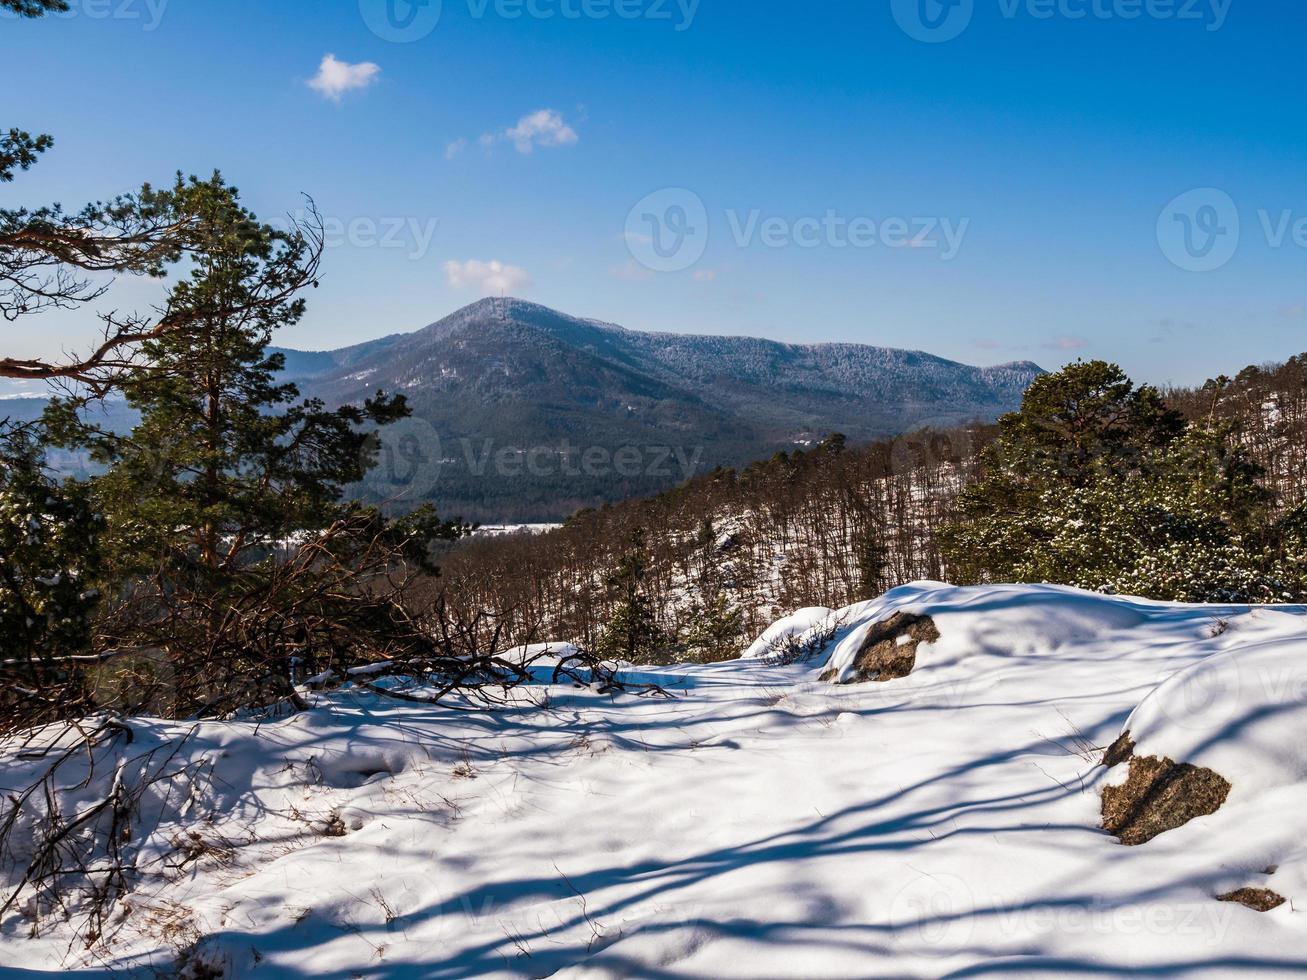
[1119,633,1307,800]
[6,583,1307,978]
[739,605,837,659]
[822,581,1158,683]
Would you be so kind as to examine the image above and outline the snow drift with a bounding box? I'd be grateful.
[4,583,1307,977]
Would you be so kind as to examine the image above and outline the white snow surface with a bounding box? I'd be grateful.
[5,582,1307,977]
[739,606,837,660]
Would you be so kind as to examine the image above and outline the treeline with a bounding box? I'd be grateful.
[1167,355,1307,513]
[435,355,1307,660]
[433,426,993,660]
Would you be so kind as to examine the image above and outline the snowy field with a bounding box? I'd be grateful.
[471,525,563,538]
[5,582,1307,977]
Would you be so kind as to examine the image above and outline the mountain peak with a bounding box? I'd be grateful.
[414,296,624,342]
[280,300,1044,519]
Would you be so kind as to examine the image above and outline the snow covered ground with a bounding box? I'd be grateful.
[472,525,563,538]
[5,582,1307,977]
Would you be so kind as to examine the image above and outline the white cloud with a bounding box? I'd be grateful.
[479,109,578,154]
[459,109,580,156]
[505,109,578,152]
[308,54,381,102]
[444,259,532,296]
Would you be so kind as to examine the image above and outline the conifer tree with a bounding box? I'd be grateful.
[940,361,1288,601]
[985,360,1184,484]
[0,0,67,15]
[855,530,890,600]
[677,590,744,664]
[46,175,409,569]
[44,175,461,714]
[942,362,1183,580]
[0,424,103,725]
[1269,504,1307,598]
[594,529,667,663]
[5,9,310,389]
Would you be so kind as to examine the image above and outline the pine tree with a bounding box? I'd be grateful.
[941,361,1186,584]
[0,423,104,726]
[677,590,744,664]
[982,360,1184,486]
[594,530,667,664]
[44,175,462,713]
[940,361,1287,602]
[855,527,889,600]
[46,175,409,572]
[1000,425,1279,602]
[1269,504,1307,598]
[0,1,68,16]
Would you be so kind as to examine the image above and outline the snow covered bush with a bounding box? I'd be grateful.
[1007,477,1281,603]
[740,606,842,664]
[1271,504,1307,597]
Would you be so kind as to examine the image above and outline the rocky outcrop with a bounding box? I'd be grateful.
[827,612,940,683]
[1100,734,1231,846]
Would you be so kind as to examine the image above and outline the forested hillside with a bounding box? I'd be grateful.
[278,298,1043,520]
[1166,356,1307,512]
[433,354,1307,660]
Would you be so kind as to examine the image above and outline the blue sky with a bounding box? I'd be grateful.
[3,0,1307,386]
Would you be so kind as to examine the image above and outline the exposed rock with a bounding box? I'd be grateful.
[1102,731,1136,768]
[833,612,940,684]
[1217,888,1286,912]
[1101,755,1231,845]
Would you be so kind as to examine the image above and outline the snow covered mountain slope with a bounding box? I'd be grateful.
[274,298,1042,519]
[5,583,1307,977]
